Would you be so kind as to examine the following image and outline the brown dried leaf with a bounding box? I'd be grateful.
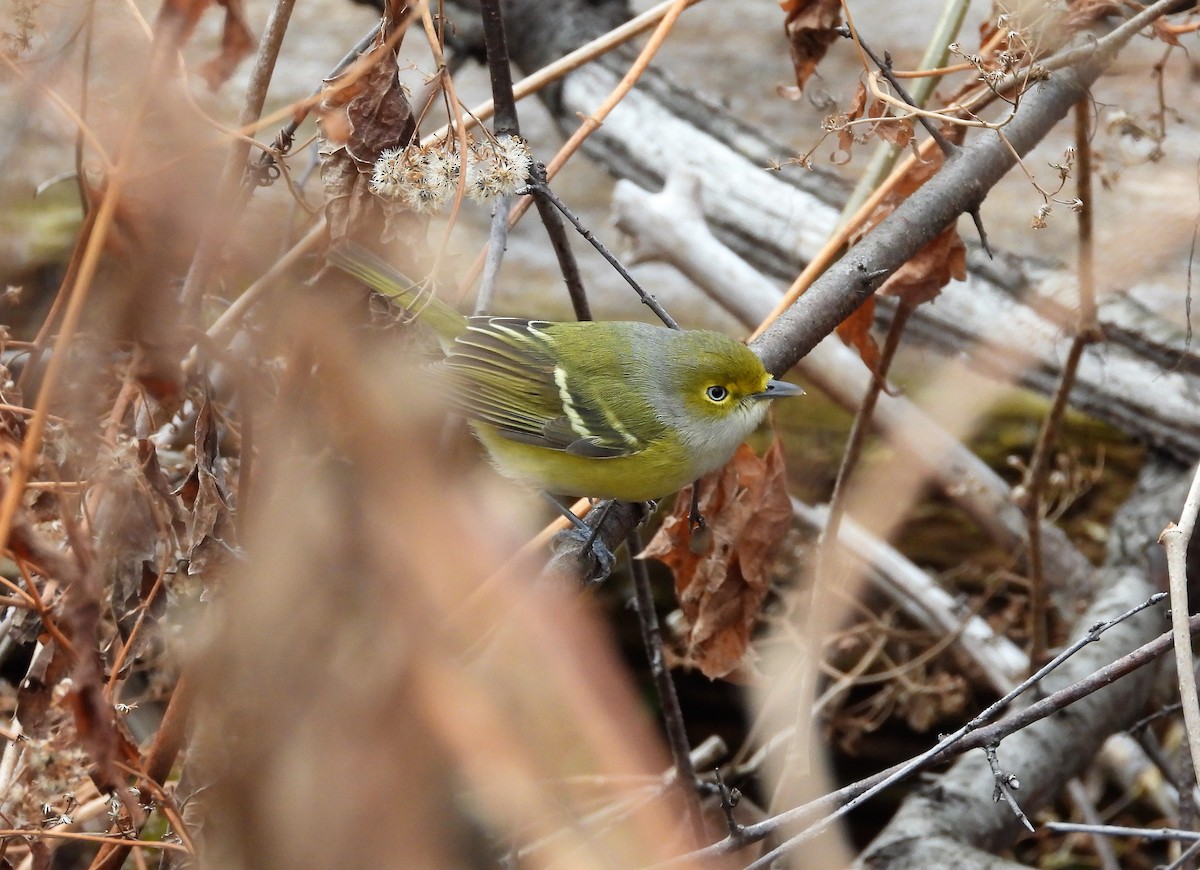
[642,442,792,680]
[318,39,417,242]
[1152,19,1184,47]
[318,40,415,166]
[850,132,966,308]
[832,81,868,163]
[879,221,967,307]
[199,0,256,90]
[874,115,915,150]
[173,399,234,567]
[155,0,256,90]
[781,0,843,93]
[836,296,881,374]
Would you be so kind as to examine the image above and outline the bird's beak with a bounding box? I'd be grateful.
[753,378,804,399]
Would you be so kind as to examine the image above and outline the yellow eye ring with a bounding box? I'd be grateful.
[705,385,729,403]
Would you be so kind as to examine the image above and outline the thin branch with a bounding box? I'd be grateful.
[837,21,957,157]
[1016,96,1101,668]
[247,21,383,185]
[524,178,680,329]
[1160,462,1200,784]
[752,0,1184,375]
[1044,822,1200,842]
[178,0,299,319]
[984,742,1034,832]
[1065,779,1122,870]
[820,300,912,554]
[670,594,1174,867]
[458,0,695,293]
[626,528,704,844]
[473,0,521,314]
[478,0,519,137]
[528,163,593,321]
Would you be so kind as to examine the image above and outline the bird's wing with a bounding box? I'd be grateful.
[442,317,657,458]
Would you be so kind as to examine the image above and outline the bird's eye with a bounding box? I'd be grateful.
[705,385,729,402]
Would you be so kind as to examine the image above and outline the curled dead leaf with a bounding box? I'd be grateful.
[317,34,417,242]
[155,0,257,91]
[641,441,792,680]
[781,0,843,94]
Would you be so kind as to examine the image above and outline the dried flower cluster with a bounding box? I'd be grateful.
[2,732,89,829]
[370,134,532,213]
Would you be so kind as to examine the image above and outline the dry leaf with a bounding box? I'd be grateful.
[1152,19,1184,47]
[155,0,256,91]
[850,128,967,310]
[781,0,842,94]
[200,0,256,90]
[173,398,235,571]
[317,37,417,243]
[642,442,792,680]
[836,296,881,375]
[879,221,967,307]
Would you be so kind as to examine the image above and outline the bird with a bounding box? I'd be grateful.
[327,243,801,504]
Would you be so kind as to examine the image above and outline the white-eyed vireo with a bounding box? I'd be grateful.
[328,245,801,503]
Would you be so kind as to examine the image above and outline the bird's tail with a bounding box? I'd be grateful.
[326,242,467,344]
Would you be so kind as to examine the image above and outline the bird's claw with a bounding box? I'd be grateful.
[551,525,616,582]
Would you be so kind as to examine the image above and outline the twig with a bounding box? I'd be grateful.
[838,0,971,221]
[425,0,703,145]
[478,0,519,137]
[837,22,957,157]
[1065,779,1122,870]
[476,194,514,315]
[752,0,1185,373]
[1168,839,1200,870]
[626,528,704,844]
[1179,738,1199,870]
[712,769,744,842]
[248,22,383,186]
[0,12,184,568]
[1017,97,1100,669]
[1044,822,1200,842]
[983,743,1034,832]
[1159,462,1200,785]
[1018,334,1090,665]
[523,179,680,329]
[458,0,695,293]
[820,300,912,556]
[732,593,1170,868]
[472,0,522,313]
[178,0,298,319]
[528,163,592,321]
[1074,98,1098,331]
[88,673,196,870]
[669,600,1189,866]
